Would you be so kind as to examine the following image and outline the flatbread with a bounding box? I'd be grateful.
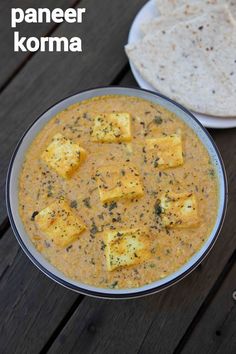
[126,7,236,116]
[208,31,236,90]
[156,0,229,14]
[141,3,234,35]
[155,0,236,21]
[229,0,236,18]
[181,6,235,49]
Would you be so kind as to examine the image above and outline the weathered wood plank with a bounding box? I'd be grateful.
[0,218,10,238]
[0,0,146,225]
[181,259,236,354]
[0,228,79,353]
[0,0,76,90]
[46,72,236,354]
[0,228,19,279]
[49,295,158,354]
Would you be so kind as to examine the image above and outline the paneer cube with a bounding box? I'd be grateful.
[146,134,183,169]
[95,165,144,203]
[35,199,86,247]
[159,191,199,228]
[41,133,86,179]
[104,228,151,271]
[91,113,132,143]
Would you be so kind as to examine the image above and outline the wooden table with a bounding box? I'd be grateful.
[1,1,236,353]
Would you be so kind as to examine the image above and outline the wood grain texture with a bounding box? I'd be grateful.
[182,260,236,354]
[0,228,19,279]
[48,295,159,354]
[47,72,236,354]
[0,0,76,90]
[0,0,146,226]
[0,229,79,354]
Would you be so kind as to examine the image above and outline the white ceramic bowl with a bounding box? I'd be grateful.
[6,87,228,299]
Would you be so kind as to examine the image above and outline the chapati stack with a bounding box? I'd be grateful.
[125,1,236,116]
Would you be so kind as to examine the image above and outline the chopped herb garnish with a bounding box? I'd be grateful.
[90,220,98,236]
[31,211,39,221]
[154,200,162,216]
[110,281,118,288]
[100,241,106,251]
[90,258,95,265]
[83,197,91,209]
[98,213,104,220]
[70,200,78,209]
[208,168,215,177]
[47,184,53,197]
[154,116,163,125]
[153,157,160,168]
[149,263,156,268]
[108,201,117,211]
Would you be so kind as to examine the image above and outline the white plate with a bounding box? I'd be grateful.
[127,0,236,129]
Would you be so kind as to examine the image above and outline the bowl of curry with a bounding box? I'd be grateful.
[6,87,227,298]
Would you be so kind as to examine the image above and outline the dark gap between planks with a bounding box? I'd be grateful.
[110,62,130,86]
[39,295,85,354]
[174,248,236,353]
[0,0,81,94]
[0,217,10,239]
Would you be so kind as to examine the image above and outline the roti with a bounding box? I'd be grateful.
[155,0,236,18]
[126,6,236,116]
[141,3,235,35]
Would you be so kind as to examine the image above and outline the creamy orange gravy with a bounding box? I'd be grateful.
[19,95,218,289]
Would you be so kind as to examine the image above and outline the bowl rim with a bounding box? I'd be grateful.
[6,85,228,299]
